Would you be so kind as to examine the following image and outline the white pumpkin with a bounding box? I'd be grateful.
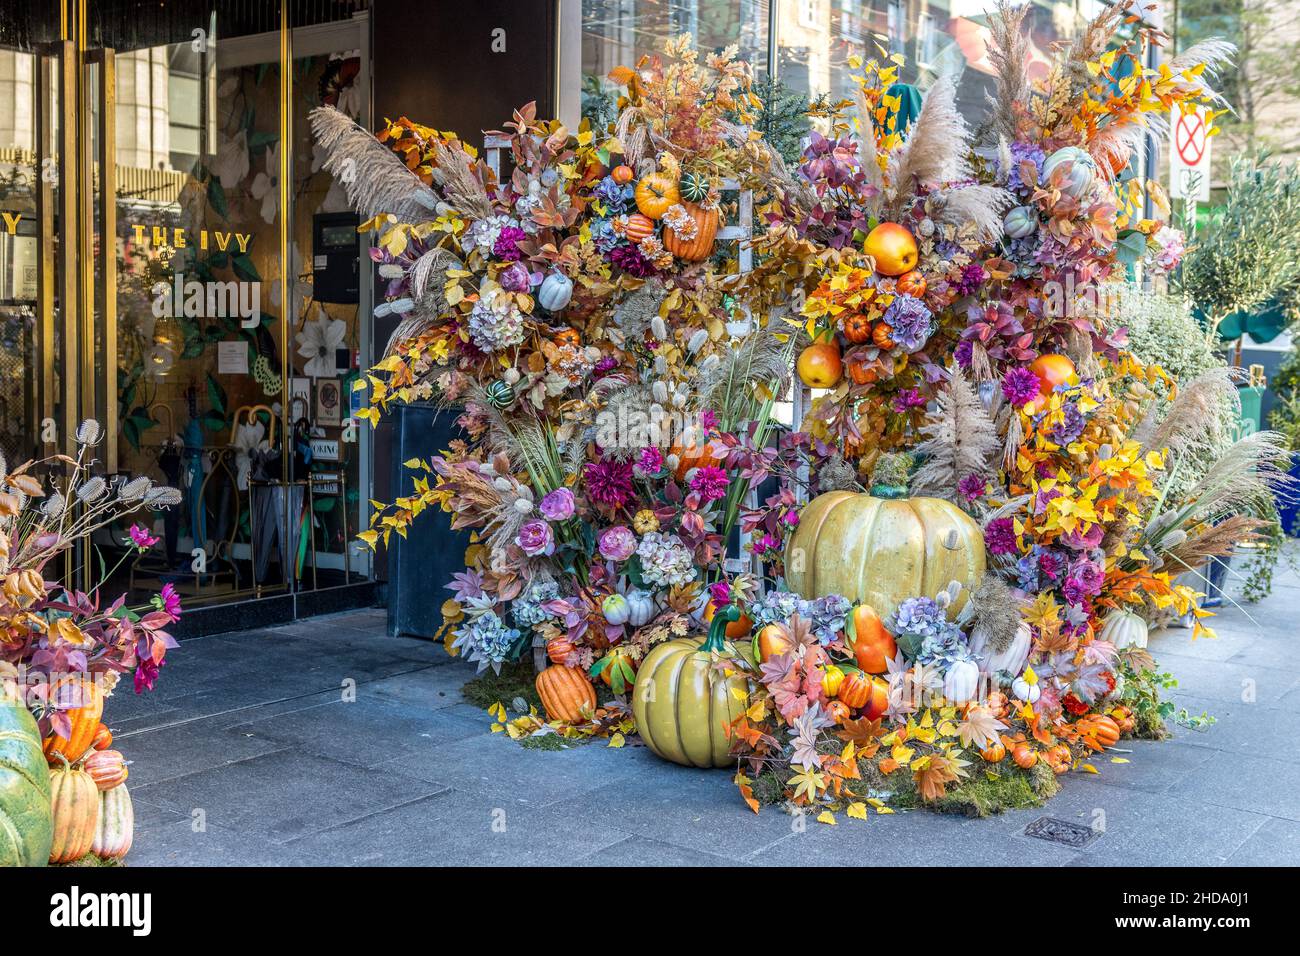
[1012,674,1041,704]
[969,621,1033,676]
[943,659,980,704]
[91,783,134,861]
[602,594,631,626]
[1100,609,1148,650]
[1002,205,1038,239]
[625,589,656,627]
[1042,146,1097,199]
[537,272,574,312]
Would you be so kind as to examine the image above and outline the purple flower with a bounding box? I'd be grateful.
[517,519,555,557]
[539,487,575,521]
[709,581,731,606]
[954,337,974,369]
[607,243,657,277]
[128,523,159,550]
[699,408,718,433]
[752,533,780,556]
[1001,366,1042,408]
[953,263,988,297]
[638,446,664,475]
[593,176,633,210]
[882,295,933,352]
[1061,523,1105,551]
[892,388,926,413]
[984,517,1019,556]
[585,459,635,507]
[157,583,182,619]
[689,465,729,503]
[782,509,800,528]
[598,525,637,562]
[594,355,619,376]
[1050,402,1086,446]
[498,261,532,292]
[492,226,528,261]
[1005,141,1046,194]
[134,656,162,694]
[957,473,987,502]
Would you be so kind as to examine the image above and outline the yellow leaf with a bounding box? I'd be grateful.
[816,811,837,826]
[846,802,868,820]
[608,732,626,748]
[1080,763,1099,774]
[1110,757,1130,764]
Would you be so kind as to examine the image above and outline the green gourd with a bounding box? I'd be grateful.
[0,702,54,867]
[631,604,752,768]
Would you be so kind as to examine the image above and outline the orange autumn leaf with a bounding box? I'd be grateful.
[913,752,962,802]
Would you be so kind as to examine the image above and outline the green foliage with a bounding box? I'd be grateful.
[460,659,543,712]
[1239,515,1287,600]
[1118,662,1217,738]
[1178,157,1300,328]
[746,76,815,166]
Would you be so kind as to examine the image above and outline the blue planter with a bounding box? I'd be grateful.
[1279,459,1300,537]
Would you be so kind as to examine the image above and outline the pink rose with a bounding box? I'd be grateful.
[539,487,575,521]
[598,525,637,562]
[517,519,555,557]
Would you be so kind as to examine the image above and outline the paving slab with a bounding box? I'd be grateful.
[128,750,448,844]
[278,789,629,866]
[1223,816,1300,865]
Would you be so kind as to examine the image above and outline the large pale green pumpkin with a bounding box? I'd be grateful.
[0,702,54,867]
[784,486,986,621]
[632,606,752,768]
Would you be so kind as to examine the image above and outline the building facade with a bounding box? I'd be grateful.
[0,0,1148,634]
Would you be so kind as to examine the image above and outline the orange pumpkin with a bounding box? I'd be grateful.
[797,342,843,389]
[1045,744,1072,774]
[896,270,927,297]
[43,678,103,763]
[826,700,850,724]
[862,675,889,718]
[546,635,576,665]
[754,624,792,664]
[552,327,581,349]
[535,666,598,723]
[623,212,656,242]
[90,722,112,751]
[48,765,99,863]
[871,321,896,350]
[985,691,1009,719]
[1011,744,1037,769]
[83,749,128,792]
[847,604,896,674]
[663,202,719,262]
[1082,714,1121,748]
[633,172,680,219]
[1110,705,1135,733]
[837,669,872,709]
[842,313,872,344]
[980,742,1007,763]
[847,352,877,385]
[611,164,634,185]
[704,599,752,638]
[669,436,724,481]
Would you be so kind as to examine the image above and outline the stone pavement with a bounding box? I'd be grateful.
[115,552,1300,866]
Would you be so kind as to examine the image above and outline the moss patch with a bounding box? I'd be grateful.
[460,660,544,712]
[56,853,123,867]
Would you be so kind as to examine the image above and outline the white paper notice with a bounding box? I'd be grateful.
[217,340,249,375]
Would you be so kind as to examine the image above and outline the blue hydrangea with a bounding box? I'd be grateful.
[512,580,559,629]
[889,596,967,664]
[453,611,522,674]
[593,176,633,212]
[882,295,934,353]
[1005,141,1046,196]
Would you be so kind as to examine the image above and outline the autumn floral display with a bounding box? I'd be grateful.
[320,2,1289,820]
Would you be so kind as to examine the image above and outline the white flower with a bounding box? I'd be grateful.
[213,128,250,191]
[232,420,268,490]
[295,308,347,378]
[270,241,315,317]
[249,142,280,225]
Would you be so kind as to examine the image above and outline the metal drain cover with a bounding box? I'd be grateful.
[1023,816,1101,848]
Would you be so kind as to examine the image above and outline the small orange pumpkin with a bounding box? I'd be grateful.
[1110,705,1136,733]
[1082,714,1121,748]
[552,327,581,349]
[633,172,680,219]
[1045,744,1072,773]
[847,604,895,674]
[535,665,598,724]
[90,722,113,751]
[83,749,128,792]
[663,202,719,262]
[842,313,872,344]
[43,678,103,763]
[704,599,752,638]
[826,700,850,724]
[669,436,723,481]
[981,742,1007,763]
[847,352,877,385]
[837,669,872,709]
[1011,744,1037,769]
[546,635,576,665]
[611,164,634,185]
[623,212,655,242]
[48,765,99,864]
[985,691,1009,719]
[896,270,927,297]
[871,321,896,350]
[754,624,792,664]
